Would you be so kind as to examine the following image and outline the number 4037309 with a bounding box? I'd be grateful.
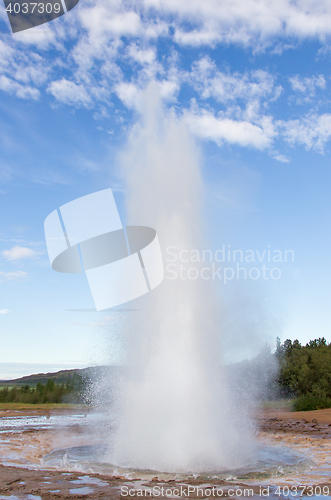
[5,2,61,14]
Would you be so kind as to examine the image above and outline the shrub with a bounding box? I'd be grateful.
[293,394,331,411]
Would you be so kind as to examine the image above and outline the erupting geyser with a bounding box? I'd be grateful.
[107,83,255,473]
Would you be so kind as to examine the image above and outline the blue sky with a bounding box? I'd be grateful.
[1,0,331,378]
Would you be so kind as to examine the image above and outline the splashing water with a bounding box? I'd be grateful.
[107,83,255,473]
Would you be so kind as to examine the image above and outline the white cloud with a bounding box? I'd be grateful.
[1,0,331,159]
[47,78,92,107]
[183,108,275,149]
[0,309,9,314]
[158,79,179,101]
[14,62,49,87]
[78,6,142,41]
[115,81,141,108]
[0,75,40,100]
[189,58,282,110]
[281,113,331,152]
[143,0,331,47]
[289,74,326,93]
[0,271,28,281]
[2,246,39,261]
[0,40,15,71]
[288,74,326,103]
[5,0,329,53]
[127,44,157,65]
[0,39,50,101]
[272,152,290,163]
[10,24,60,49]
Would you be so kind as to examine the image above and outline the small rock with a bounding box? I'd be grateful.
[312,418,318,424]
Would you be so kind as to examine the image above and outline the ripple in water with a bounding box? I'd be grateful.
[43,444,311,480]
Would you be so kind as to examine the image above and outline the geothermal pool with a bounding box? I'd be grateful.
[2,409,331,500]
[0,411,327,483]
[43,442,310,480]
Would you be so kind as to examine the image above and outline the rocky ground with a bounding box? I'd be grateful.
[1,407,331,499]
[258,409,331,435]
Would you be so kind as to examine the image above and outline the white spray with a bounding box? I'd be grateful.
[110,83,255,473]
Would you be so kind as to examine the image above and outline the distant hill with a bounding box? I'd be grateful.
[0,365,119,387]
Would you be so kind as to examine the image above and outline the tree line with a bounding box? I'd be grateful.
[2,338,331,410]
[276,337,331,410]
[0,373,86,404]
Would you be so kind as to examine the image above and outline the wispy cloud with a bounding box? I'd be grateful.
[271,152,290,163]
[0,75,40,100]
[2,246,40,261]
[0,271,27,281]
[47,78,92,107]
[288,74,327,104]
[0,309,9,314]
[289,74,326,94]
[280,113,331,152]
[1,0,331,159]
[189,59,281,105]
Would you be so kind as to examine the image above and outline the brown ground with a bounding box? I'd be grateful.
[0,405,84,419]
[262,407,331,425]
[258,408,331,434]
[1,406,331,499]
[0,464,124,499]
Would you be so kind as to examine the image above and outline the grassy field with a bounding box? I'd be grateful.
[261,399,294,410]
[0,401,295,412]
